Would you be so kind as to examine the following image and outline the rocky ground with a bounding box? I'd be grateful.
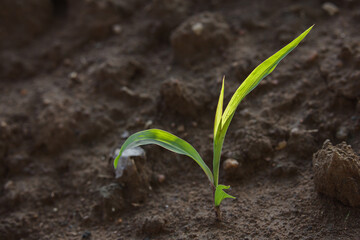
[0,0,359,239]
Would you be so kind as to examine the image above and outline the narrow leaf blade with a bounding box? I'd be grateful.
[214,77,225,139]
[214,184,236,206]
[221,25,313,127]
[114,129,214,183]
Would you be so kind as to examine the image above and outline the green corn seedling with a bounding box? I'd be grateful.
[114,26,313,220]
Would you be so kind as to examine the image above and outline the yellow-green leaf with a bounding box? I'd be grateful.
[221,25,313,128]
[212,26,313,189]
[214,77,225,139]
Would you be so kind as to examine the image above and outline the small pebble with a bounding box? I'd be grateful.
[112,24,122,34]
[121,130,129,139]
[322,2,339,16]
[290,127,300,134]
[276,141,287,150]
[306,50,318,64]
[0,121,7,127]
[63,58,72,66]
[157,174,166,183]
[223,159,239,170]
[144,120,153,129]
[336,126,348,140]
[177,125,185,132]
[192,22,204,35]
[4,180,13,190]
[117,218,123,224]
[69,71,78,80]
[20,89,28,96]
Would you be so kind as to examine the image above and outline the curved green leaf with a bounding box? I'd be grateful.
[114,129,214,183]
[221,25,313,128]
[214,185,235,206]
[212,26,313,190]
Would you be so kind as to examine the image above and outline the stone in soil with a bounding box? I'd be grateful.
[223,158,240,179]
[313,140,360,207]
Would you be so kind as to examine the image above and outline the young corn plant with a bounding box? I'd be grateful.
[114,26,313,220]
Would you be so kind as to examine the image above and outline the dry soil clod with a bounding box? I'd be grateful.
[170,12,232,65]
[114,147,151,203]
[313,140,360,207]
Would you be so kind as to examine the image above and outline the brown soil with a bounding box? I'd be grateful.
[1,0,360,239]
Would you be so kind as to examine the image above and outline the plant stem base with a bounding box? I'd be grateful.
[215,206,221,221]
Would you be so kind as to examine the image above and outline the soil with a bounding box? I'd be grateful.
[1,0,360,239]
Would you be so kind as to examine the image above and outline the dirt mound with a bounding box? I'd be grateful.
[171,12,232,65]
[313,140,360,207]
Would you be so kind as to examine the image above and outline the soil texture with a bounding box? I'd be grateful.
[1,0,360,239]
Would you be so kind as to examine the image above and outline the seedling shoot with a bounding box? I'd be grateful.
[114,26,313,220]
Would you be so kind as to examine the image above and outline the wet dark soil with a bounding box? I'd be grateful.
[1,0,360,239]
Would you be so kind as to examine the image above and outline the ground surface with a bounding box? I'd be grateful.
[0,0,360,239]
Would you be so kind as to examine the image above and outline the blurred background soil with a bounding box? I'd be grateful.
[0,0,359,239]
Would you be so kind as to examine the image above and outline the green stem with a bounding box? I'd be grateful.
[211,184,221,221]
[212,145,221,187]
[213,132,226,187]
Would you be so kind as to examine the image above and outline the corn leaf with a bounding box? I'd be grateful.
[212,25,313,193]
[221,25,313,129]
[114,129,214,183]
[214,77,225,139]
[212,111,233,187]
[212,77,225,187]
[214,185,235,206]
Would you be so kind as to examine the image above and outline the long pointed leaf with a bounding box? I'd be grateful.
[221,25,313,128]
[212,110,234,187]
[114,129,214,183]
[214,77,225,139]
[212,25,313,193]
